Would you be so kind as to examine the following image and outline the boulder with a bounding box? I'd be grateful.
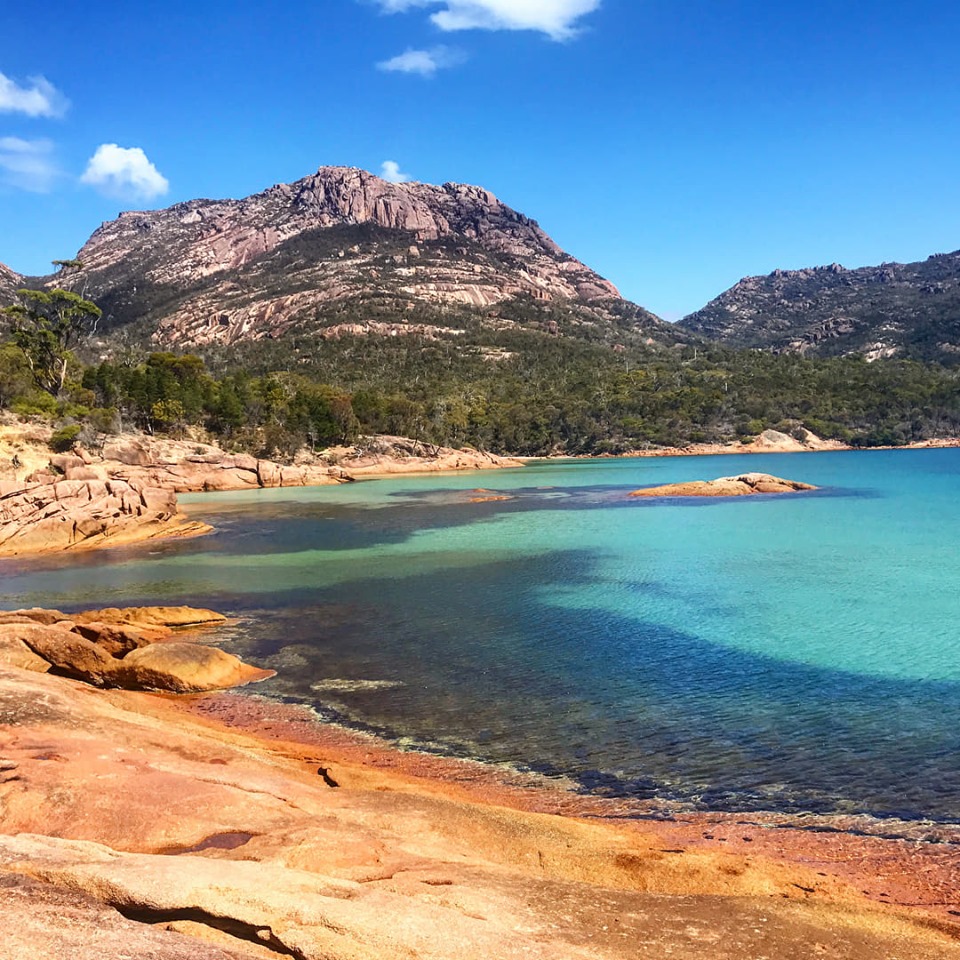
[0,627,52,673]
[70,621,155,657]
[0,608,68,626]
[0,607,268,694]
[256,460,281,487]
[100,438,153,466]
[63,466,106,482]
[49,454,86,474]
[113,642,275,693]
[74,606,227,629]
[9,622,119,685]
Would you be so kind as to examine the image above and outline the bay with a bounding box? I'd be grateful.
[2,449,959,821]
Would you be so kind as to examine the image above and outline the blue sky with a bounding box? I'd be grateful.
[1,0,958,319]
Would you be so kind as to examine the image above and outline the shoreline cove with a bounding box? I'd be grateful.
[3,450,960,955]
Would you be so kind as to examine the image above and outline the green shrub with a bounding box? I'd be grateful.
[49,423,82,452]
[11,391,59,418]
[86,407,121,435]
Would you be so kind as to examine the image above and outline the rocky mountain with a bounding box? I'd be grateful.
[0,262,22,304]
[679,251,960,363]
[57,165,674,350]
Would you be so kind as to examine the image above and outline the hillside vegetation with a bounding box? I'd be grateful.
[2,328,959,459]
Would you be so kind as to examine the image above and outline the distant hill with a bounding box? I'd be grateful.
[44,165,682,352]
[679,251,960,364]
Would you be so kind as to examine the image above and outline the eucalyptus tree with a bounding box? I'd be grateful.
[1,286,102,397]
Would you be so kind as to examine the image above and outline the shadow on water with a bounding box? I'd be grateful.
[163,548,960,824]
[0,472,951,822]
[10,482,862,568]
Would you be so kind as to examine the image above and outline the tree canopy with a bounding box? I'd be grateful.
[2,287,102,397]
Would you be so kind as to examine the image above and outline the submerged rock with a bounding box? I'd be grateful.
[629,473,818,498]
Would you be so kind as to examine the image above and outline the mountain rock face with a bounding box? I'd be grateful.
[680,251,960,363]
[0,262,22,304]
[67,166,641,348]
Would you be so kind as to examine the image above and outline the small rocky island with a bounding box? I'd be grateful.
[629,472,818,498]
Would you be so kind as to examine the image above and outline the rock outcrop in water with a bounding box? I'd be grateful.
[629,473,818,498]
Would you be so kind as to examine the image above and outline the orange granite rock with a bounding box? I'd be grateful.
[0,608,268,695]
[0,478,211,556]
[0,665,956,960]
[630,473,818,498]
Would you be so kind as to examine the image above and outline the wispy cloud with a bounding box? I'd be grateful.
[371,0,601,41]
[377,45,465,76]
[0,72,69,118]
[380,160,413,183]
[80,144,170,202]
[0,137,59,192]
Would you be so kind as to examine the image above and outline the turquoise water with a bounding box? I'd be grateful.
[2,450,960,820]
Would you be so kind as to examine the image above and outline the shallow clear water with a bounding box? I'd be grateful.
[3,450,960,821]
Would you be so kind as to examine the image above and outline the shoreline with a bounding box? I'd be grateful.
[2,614,959,956]
[4,451,960,952]
[533,435,960,463]
[179,685,960,929]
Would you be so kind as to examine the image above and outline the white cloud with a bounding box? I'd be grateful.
[377,45,464,76]
[0,72,69,118]
[371,0,601,40]
[0,137,59,192]
[80,143,169,201]
[380,160,412,183]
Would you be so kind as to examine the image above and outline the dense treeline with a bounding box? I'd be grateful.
[2,326,960,458]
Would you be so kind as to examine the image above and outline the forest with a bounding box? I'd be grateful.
[2,314,959,457]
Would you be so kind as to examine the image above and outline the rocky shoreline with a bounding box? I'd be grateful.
[0,423,523,557]
[0,478,212,557]
[582,429,960,461]
[2,433,959,956]
[1,614,958,959]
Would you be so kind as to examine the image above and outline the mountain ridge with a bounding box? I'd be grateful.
[679,250,960,363]
[53,165,659,349]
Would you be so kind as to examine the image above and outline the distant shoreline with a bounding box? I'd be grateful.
[534,435,960,462]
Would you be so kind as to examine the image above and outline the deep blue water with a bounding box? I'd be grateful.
[2,449,960,821]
